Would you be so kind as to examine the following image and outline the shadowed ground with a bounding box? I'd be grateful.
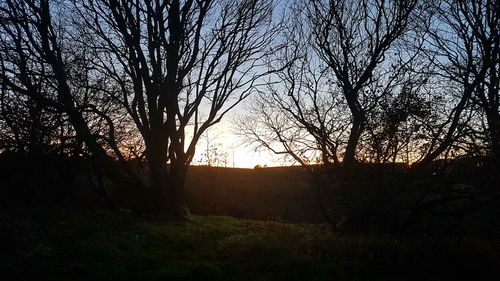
[1,208,499,281]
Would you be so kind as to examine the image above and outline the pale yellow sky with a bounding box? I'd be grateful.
[191,120,281,168]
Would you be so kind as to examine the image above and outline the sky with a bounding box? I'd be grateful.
[191,117,283,168]
[187,0,293,168]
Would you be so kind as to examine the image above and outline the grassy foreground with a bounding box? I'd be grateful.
[1,208,499,281]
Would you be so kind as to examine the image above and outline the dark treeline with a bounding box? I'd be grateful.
[0,0,499,233]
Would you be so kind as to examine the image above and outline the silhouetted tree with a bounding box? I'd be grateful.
[306,0,419,165]
[0,0,151,210]
[0,86,61,155]
[363,73,436,164]
[240,0,422,166]
[416,0,499,165]
[74,0,276,216]
[0,0,276,216]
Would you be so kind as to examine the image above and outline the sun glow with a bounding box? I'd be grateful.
[191,123,280,168]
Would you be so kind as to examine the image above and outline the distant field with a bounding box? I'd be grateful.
[185,166,325,222]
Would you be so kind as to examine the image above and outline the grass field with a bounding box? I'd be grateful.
[2,207,499,281]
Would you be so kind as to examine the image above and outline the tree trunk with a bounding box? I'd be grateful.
[167,163,190,218]
[145,139,190,218]
[486,110,500,161]
[143,131,173,212]
[343,118,364,166]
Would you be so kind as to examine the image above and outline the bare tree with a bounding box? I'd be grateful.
[416,0,499,165]
[235,0,445,230]
[238,48,348,167]
[240,0,426,166]
[0,85,61,154]
[362,69,436,164]
[0,0,155,209]
[71,0,276,216]
[0,0,276,216]
[305,0,419,165]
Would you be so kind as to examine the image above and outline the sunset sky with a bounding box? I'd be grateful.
[192,117,281,168]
